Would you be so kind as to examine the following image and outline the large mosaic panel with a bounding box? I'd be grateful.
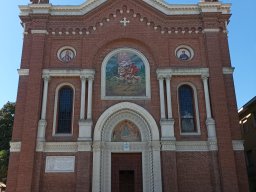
[105,50,146,97]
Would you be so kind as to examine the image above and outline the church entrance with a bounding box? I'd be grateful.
[92,102,162,192]
[111,153,143,192]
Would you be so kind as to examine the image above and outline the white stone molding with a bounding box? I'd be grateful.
[160,119,175,140]
[10,142,22,152]
[203,28,220,33]
[31,29,48,34]
[161,140,218,152]
[156,67,209,77]
[20,0,230,16]
[42,69,95,78]
[223,67,235,75]
[52,83,75,136]
[36,141,92,152]
[177,82,201,136]
[37,120,47,141]
[101,48,151,100]
[45,156,75,173]
[94,102,159,141]
[93,102,162,192]
[78,120,93,141]
[232,140,244,151]
[17,69,29,76]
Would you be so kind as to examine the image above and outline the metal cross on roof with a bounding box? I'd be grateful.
[120,17,130,27]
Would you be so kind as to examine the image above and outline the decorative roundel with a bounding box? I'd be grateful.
[175,45,194,61]
[57,46,76,63]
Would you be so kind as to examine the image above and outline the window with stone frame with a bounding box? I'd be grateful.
[178,85,197,133]
[56,86,73,134]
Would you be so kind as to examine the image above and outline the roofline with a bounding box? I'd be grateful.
[19,0,231,16]
[238,96,256,114]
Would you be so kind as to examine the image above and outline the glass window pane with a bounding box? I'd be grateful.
[179,85,196,132]
[57,86,73,134]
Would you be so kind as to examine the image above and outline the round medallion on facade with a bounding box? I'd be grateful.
[57,46,76,63]
[175,45,194,61]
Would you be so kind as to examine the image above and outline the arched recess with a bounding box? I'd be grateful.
[92,102,162,192]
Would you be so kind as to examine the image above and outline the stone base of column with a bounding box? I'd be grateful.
[160,119,175,141]
[78,119,93,141]
[37,119,47,141]
[206,118,216,140]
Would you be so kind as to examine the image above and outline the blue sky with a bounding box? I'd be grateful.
[0,0,255,109]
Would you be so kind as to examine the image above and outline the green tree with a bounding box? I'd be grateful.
[0,102,15,182]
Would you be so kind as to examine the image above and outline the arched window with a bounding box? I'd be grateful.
[178,85,197,133]
[56,86,73,134]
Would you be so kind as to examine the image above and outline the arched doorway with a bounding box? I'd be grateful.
[92,102,162,192]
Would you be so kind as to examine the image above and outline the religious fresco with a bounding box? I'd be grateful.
[112,120,141,142]
[105,51,146,97]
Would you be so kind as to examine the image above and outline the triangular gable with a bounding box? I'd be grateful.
[19,0,230,16]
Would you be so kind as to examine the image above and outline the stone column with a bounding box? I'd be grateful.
[37,75,50,141]
[87,77,94,120]
[166,75,173,119]
[78,76,93,141]
[80,76,86,120]
[202,74,216,140]
[158,76,166,119]
[162,75,175,140]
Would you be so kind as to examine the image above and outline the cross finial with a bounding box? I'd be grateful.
[120,17,130,27]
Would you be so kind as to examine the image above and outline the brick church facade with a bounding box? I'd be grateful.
[7,0,249,191]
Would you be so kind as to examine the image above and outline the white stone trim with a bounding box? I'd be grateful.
[203,28,220,33]
[20,1,230,16]
[223,67,235,74]
[94,102,159,141]
[10,142,22,152]
[161,140,218,152]
[177,82,201,136]
[156,67,209,77]
[101,48,151,100]
[45,156,75,173]
[17,69,29,76]
[36,141,92,152]
[232,140,244,151]
[52,83,75,136]
[42,69,95,78]
[93,102,162,192]
[31,29,48,34]
[34,140,242,152]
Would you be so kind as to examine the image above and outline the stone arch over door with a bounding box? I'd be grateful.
[92,102,162,192]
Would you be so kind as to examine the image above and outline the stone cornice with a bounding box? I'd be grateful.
[223,67,235,75]
[18,69,29,76]
[42,69,95,78]
[36,141,92,152]
[10,142,22,152]
[156,67,209,78]
[34,140,243,152]
[19,0,231,16]
[232,140,244,151]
